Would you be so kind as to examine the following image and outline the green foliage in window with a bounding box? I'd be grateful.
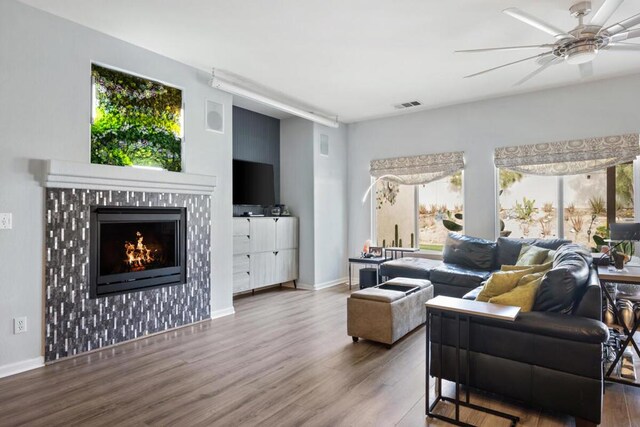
[499,169,523,191]
[514,197,536,222]
[91,65,182,172]
[616,163,634,209]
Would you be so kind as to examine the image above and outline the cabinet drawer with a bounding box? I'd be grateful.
[233,218,251,236]
[233,235,251,254]
[233,272,251,293]
[233,254,251,274]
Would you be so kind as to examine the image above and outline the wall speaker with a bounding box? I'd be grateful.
[320,134,329,156]
[205,100,224,133]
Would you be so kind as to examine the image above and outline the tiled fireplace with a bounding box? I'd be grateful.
[43,160,216,362]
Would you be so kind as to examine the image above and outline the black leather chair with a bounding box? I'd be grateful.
[429,244,608,425]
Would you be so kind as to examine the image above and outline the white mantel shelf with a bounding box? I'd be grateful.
[43,160,217,195]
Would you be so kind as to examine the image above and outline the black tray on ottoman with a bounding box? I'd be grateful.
[375,283,420,295]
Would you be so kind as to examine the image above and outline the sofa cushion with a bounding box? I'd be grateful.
[463,286,483,300]
[430,263,493,289]
[495,237,571,267]
[533,244,591,314]
[379,257,441,280]
[442,233,496,270]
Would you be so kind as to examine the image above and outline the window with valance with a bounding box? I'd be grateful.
[369,151,465,251]
[494,134,639,246]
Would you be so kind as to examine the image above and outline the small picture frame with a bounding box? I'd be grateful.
[368,246,383,257]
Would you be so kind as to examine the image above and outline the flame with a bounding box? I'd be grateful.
[124,231,155,271]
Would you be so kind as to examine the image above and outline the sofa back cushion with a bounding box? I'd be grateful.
[495,237,571,267]
[442,233,496,270]
[532,244,592,314]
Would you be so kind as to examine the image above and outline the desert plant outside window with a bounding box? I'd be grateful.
[495,134,639,247]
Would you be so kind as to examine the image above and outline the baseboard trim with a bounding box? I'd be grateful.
[211,306,235,319]
[297,277,348,291]
[0,356,44,379]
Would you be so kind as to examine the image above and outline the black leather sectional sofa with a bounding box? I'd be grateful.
[380,233,571,297]
[381,234,608,425]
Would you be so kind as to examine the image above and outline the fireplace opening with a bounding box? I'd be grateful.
[90,206,186,298]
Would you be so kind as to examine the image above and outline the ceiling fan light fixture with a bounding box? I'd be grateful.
[564,41,599,64]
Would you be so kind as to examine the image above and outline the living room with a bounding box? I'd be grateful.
[1,0,640,425]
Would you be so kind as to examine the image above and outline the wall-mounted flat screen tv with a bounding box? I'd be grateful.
[233,159,275,206]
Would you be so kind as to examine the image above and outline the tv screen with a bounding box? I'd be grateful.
[233,160,275,206]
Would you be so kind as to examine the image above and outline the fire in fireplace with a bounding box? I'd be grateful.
[90,206,186,298]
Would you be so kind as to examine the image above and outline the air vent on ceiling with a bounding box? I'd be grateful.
[393,100,422,110]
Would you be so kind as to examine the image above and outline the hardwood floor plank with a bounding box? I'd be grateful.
[0,285,633,426]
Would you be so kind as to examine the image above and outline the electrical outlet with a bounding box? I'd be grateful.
[14,317,27,334]
[0,213,12,230]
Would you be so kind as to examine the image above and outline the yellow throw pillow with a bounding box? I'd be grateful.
[501,261,553,274]
[475,268,535,302]
[489,277,543,312]
[516,245,550,266]
[517,271,547,286]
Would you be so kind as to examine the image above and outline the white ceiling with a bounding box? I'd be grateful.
[20,0,640,123]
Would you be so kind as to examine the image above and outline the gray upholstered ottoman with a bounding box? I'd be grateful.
[347,277,434,346]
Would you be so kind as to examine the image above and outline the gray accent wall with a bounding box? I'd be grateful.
[233,106,281,204]
[45,188,211,362]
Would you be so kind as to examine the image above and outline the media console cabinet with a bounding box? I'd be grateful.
[232,217,299,294]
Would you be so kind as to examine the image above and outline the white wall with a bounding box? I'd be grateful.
[313,124,348,286]
[280,119,349,289]
[347,73,640,257]
[280,118,315,286]
[0,0,234,372]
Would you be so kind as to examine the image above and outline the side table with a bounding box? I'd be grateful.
[425,296,521,427]
[597,265,640,387]
[384,247,420,259]
[347,256,391,289]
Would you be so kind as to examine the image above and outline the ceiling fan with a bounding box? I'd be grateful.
[457,0,640,85]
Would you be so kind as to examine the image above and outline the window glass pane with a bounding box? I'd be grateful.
[418,172,464,252]
[375,182,416,248]
[498,170,558,240]
[563,171,607,247]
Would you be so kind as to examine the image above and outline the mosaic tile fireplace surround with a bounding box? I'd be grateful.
[45,188,211,362]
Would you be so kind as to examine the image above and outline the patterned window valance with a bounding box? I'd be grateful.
[369,151,464,185]
[494,134,640,176]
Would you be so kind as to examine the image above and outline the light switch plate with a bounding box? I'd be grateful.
[0,213,12,230]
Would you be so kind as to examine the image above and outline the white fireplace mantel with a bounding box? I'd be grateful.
[42,160,217,195]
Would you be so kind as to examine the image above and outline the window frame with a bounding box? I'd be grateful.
[371,174,464,254]
[494,162,637,241]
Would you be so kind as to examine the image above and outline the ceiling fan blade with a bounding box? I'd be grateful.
[603,12,640,35]
[606,43,640,51]
[589,0,624,27]
[503,8,574,40]
[609,27,640,42]
[579,62,594,79]
[456,44,555,53]
[514,57,562,86]
[464,52,554,79]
